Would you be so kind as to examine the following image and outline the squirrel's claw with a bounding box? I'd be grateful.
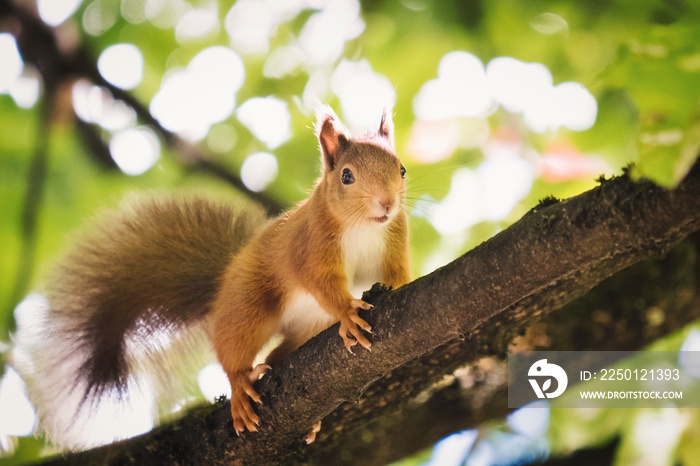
[305,421,322,444]
[230,366,268,435]
[339,303,372,351]
[344,337,357,354]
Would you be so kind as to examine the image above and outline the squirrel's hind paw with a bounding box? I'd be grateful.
[229,364,271,434]
[231,389,260,433]
[305,421,322,444]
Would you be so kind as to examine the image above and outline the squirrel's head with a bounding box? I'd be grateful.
[314,106,406,227]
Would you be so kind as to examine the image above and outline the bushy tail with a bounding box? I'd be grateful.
[12,194,267,449]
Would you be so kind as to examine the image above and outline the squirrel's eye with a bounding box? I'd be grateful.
[341,168,355,185]
[400,164,406,179]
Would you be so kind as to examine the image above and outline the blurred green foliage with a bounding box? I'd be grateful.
[1,0,700,463]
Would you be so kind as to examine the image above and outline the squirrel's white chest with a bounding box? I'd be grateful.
[341,223,386,297]
[280,291,336,334]
[279,224,386,335]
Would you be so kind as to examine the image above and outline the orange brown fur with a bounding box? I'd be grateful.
[15,107,409,446]
[210,107,410,433]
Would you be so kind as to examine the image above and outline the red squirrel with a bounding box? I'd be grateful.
[14,106,409,447]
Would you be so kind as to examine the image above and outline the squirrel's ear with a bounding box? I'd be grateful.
[315,106,348,172]
[378,108,395,150]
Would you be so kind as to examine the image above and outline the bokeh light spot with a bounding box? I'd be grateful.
[9,67,42,109]
[109,127,160,176]
[414,51,493,120]
[198,363,231,400]
[530,12,569,35]
[331,59,395,130]
[206,124,237,154]
[98,43,144,90]
[299,0,364,66]
[241,152,278,192]
[507,401,550,437]
[38,0,83,27]
[145,0,188,29]
[0,34,23,93]
[150,46,244,140]
[176,5,219,43]
[225,0,273,55]
[72,79,137,130]
[83,0,119,36]
[0,367,36,452]
[121,0,148,24]
[426,430,478,466]
[408,119,460,163]
[237,97,291,149]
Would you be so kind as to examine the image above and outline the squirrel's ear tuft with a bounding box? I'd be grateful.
[315,105,348,172]
[378,108,395,150]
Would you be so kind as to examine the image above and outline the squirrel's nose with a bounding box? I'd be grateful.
[378,197,394,212]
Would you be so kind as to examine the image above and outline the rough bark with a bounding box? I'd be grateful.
[38,159,700,466]
[308,231,700,465]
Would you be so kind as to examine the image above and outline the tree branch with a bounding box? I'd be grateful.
[308,231,700,464]
[0,1,285,215]
[41,160,700,465]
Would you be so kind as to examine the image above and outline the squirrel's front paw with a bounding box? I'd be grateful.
[338,299,373,352]
[229,364,271,434]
